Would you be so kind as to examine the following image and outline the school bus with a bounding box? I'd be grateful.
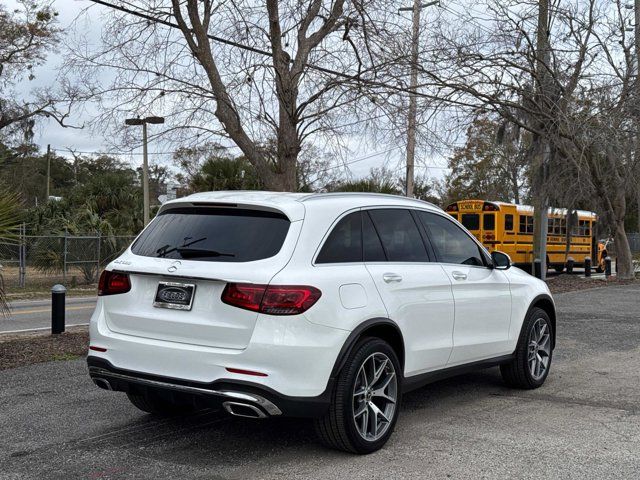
[445,200,599,272]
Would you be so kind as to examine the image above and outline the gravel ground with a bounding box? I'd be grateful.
[545,274,637,294]
[0,285,638,479]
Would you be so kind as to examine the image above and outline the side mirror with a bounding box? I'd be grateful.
[491,251,511,270]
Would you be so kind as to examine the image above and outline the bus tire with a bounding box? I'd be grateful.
[554,266,564,273]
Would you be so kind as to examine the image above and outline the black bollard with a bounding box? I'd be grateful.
[51,284,66,334]
[584,257,591,277]
[605,256,612,278]
[534,258,542,279]
[566,257,574,274]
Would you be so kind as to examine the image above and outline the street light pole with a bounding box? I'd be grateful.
[125,116,165,227]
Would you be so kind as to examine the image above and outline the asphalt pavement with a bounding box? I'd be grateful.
[0,297,97,333]
[0,285,638,479]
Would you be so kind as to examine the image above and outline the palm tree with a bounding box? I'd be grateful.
[0,187,21,315]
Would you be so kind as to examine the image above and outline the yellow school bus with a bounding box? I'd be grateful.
[445,200,598,272]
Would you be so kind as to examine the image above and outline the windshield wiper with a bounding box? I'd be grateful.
[156,237,207,258]
[176,248,235,258]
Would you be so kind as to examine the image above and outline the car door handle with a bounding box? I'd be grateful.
[383,273,403,283]
[451,271,467,281]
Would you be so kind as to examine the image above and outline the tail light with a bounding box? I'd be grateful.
[98,270,131,296]
[221,283,321,315]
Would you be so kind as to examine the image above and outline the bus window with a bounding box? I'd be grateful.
[577,220,590,236]
[461,213,480,230]
[505,214,514,231]
[519,215,533,234]
[483,213,495,230]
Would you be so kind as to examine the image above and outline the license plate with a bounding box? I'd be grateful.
[153,282,196,311]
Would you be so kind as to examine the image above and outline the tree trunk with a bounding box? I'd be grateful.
[611,192,634,279]
[532,142,550,278]
[613,220,634,279]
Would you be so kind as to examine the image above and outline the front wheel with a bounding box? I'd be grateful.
[314,338,401,454]
[501,307,553,389]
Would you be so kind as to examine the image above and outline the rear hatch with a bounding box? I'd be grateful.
[103,205,301,349]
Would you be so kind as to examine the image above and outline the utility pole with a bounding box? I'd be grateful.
[142,121,149,226]
[532,0,551,279]
[125,116,165,226]
[45,144,51,201]
[400,1,438,198]
[634,0,640,234]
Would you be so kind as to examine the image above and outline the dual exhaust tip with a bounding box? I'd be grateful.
[92,378,267,419]
[222,401,267,419]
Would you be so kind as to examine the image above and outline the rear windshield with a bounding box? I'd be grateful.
[461,213,480,231]
[131,207,290,262]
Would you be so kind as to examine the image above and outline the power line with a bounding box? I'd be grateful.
[86,0,465,105]
[52,148,174,156]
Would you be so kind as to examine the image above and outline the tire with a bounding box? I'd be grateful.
[127,391,197,416]
[554,266,564,273]
[314,337,402,454]
[501,307,553,389]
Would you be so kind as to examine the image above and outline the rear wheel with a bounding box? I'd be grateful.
[554,265,564,273]
[501,307,553,389]
[314,337,401,454]
[127,391,197,416]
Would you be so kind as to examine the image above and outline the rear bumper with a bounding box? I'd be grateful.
[88,356,332,418]
[88,298,349,416]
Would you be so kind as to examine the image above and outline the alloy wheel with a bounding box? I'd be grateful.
[528,318,551,380]
[352,352,398,442]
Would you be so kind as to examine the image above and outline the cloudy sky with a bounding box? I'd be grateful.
[12,0,449,183]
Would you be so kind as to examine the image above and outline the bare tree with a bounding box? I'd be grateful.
[68,0,421,191]
[410,0,640,277]
[0,1,74,139]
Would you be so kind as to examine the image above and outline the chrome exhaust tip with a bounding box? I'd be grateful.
[93,378,113,391]
[222,401,267,419]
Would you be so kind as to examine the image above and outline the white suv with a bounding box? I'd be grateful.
[88,191,555,453]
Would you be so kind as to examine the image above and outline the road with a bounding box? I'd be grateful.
[0,285,639,479]
[1,297,97,333]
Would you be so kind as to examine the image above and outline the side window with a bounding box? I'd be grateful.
[519,215,534,234]
[505,214,514,231]
[362,212,386,262]
[316,211,362,264]
[417,211,486,267]
[367,209,429,262]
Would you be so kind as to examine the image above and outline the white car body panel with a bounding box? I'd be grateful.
[89,191,553,402]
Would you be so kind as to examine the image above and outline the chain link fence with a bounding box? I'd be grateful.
[628,233,640,254]
[0,229,136,290]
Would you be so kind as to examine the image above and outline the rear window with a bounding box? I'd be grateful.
[131,207,290,262]
[461,213,480,230]
[316,212,362,263]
